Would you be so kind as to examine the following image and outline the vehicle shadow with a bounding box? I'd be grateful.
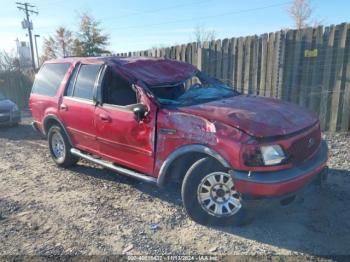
[211,167,350,256]
[0,122,43,141]
[70,161,183,205]
[71,163,350,256]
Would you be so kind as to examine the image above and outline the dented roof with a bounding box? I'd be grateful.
[46,56,197,87]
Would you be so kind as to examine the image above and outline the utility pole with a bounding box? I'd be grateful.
[16,2,38,70]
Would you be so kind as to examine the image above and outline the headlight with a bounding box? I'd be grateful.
[242,144,285,166]
[261,145,285,165]
[11,105,19,112]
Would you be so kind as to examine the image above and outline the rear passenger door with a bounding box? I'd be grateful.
[59,63,102,154]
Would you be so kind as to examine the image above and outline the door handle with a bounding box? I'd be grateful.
[60,104,68,111]
[99,113,111,122]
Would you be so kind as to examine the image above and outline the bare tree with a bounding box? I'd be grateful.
[288,0,312,29]
[0,50,20,72]
[193,25,216,47]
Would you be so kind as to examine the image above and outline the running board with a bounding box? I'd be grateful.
[70,148,157,184]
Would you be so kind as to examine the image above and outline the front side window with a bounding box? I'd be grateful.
[102,67,137,106]
[73,64,101,100]
[32,63,70,97]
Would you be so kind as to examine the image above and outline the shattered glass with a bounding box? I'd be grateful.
[151,72,240,107]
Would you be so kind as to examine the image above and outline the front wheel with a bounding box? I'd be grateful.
[181,157,253,226]
[48,125,79,167]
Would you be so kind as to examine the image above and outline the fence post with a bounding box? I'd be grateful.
[243,36,252,94]
[341,25,350,131]
[299,27,314,107]
[290,29,304,104]
[236,37,244,93]
[251,35,259,95]
[309,26,324,113]
[265,32,275,97]
[228,38,237,89]
[320,25,336,131]
[259,34,268,96]
[221,38,230,85]
[277,31,286,99]
[201,41,209,74]
[215,40,222,80]
[329,23,348,131]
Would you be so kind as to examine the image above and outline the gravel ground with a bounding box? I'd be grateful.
[0,114,349,258]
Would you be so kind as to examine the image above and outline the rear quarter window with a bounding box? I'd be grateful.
[32,63,70,96]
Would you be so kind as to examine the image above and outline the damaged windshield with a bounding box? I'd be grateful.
[150,71,239,107]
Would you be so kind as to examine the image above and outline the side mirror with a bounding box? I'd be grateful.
[133,104,148,122]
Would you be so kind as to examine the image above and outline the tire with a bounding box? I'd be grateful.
[48,125,79,167]
[181,157,253,226]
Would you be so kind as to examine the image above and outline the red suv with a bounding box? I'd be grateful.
[29,56,328,226]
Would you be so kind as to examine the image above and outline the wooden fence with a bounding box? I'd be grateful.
[0,71,33,109]
[117,22,350,132]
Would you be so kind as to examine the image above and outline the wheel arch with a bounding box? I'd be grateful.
[43,114,73,146]
[157,144,231,187]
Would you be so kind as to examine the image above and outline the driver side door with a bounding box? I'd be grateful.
[94,66,156,175]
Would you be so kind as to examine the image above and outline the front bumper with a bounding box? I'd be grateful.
[0,111,21,126]
[231,140,328,198]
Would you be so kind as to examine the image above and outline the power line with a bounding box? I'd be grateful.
[103,0,213,22]
[34,0,213,30]
[107,1,291,32]
[16,2,39,69]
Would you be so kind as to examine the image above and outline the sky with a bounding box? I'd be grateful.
[1,0,349,55]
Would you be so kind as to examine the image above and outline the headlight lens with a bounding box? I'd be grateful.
[261,145,285,165]
[242,144,285,166]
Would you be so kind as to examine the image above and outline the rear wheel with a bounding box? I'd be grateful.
[48,125,79,167]
[181,157,253,226]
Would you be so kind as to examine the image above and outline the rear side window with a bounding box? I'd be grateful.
[32,63,70,96]
[73,64,101,100]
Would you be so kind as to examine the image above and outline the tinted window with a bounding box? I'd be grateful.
[32,63,70,96]
[73,64,101,100]
[65,64,80,96]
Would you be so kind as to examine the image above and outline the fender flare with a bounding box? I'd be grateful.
[43,114,73,146]
[157,144,231,187]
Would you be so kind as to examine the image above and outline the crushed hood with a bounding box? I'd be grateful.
[111,57,197,87]
[178,95,318,138]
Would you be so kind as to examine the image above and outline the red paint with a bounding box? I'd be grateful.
[234,163,327,197]
[177,95,318,138]
[30,56,327,199]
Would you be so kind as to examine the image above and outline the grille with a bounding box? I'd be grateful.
[0,114,10,123]
[0,109,9,114]
[288,127,321,164]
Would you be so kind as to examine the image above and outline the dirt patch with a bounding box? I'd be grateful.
[0,115,349,257]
